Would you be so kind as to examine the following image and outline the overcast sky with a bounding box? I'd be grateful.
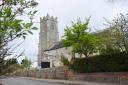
[12,0,128,67]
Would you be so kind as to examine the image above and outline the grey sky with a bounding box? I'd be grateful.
[12,0,128,66]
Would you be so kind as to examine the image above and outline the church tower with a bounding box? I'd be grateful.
[38,14,59,67]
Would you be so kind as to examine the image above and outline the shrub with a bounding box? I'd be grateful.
[61,55,69,66]
[69,52,128,73]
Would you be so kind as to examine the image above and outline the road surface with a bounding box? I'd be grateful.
[0,77,72,85]
[0,77,116,85]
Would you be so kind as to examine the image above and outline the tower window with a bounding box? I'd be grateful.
[51,23,54,30]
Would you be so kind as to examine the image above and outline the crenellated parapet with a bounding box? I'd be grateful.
[42,14,57,22]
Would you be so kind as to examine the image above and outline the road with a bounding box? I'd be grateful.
[0,77,116,85]
[0,77,72,85]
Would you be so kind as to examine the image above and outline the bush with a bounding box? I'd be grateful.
[69,52,128,73]
[61,55,69,66]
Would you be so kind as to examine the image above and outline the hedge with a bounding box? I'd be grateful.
[69,52,128,73]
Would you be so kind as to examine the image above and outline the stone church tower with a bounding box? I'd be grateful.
[38,14,59,67]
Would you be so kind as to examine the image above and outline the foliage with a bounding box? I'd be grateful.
[61,55,69,66]
[70,52,128,73]
[62,18,98,58]
[0,58,22,75]
[21,57,31,69]
[107,13,128,53]
[94,29,121,55]
[0,0,38,73]
[94,13,128,55]
[0,0,38,41]
[67,14,128,73]
[6,58,18,65]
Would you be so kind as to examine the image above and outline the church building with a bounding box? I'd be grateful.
[38,14,72,68]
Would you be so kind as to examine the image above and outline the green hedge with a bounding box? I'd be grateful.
[69,52,128,73]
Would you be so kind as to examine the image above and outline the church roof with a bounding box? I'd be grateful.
[44,41,63,51]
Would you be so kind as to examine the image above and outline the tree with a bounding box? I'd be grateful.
[6,58,18,65]
[0,0,38,43]
[107,13,128,53]
[62,18,98,58]
[21,57,31,69]
[94,29,121,55]
[0,0,38,72]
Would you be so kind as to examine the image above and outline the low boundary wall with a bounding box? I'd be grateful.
[14,67,128,85]
[69,72,128,85]
[15,66,68,79]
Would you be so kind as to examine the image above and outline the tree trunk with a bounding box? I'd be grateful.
[72,51,76,59]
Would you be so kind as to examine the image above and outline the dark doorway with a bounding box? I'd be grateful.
[41,62,50,68]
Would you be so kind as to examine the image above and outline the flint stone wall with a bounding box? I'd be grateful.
[15,67,128,85]
[15,66,68,79]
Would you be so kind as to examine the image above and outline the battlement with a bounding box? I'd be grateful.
[42,14,57,21]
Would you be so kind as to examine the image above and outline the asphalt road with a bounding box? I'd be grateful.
[0,77,74,85]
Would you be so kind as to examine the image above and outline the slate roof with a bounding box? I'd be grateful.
[44,41,63,51]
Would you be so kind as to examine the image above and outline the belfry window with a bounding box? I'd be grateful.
[51,23,54,30]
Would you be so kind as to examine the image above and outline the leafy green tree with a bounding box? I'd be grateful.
[21,57,31,69]
[62,18,98,58]
[0,0,38,42]
[0,0,38,72]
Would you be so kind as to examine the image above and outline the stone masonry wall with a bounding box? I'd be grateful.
[15,67,128,85]
[68,72,128,85]
[15,66,68,79]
